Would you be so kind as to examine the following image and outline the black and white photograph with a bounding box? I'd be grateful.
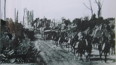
[0,0,116,65]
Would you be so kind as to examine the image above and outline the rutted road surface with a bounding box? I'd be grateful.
[34,34,81,65]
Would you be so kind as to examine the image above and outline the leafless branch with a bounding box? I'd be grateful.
[83,3,91,10]
[83,0,93,15]
[95,0,103,18]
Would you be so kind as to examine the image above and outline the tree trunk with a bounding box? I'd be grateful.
[95,0,102,18]
[4,0,6,20]
[98,7,101,18]
[0,0,1,19]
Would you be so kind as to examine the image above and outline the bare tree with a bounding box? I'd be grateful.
[0,0,1,19]
[95,0,103,18]
[23,8,27,25]
[24,9,34,25]
[16,10,18,22]
[83,0,94,16]
[4,0,6,20]
[14,8,19,22]
[14,8,16,22]
[30,10,34,22]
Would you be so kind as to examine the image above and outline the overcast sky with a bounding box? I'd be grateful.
[1,0,116,21]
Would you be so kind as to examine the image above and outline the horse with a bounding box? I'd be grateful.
[58,36,69,48]
[56,32,68,47]
[103,42,111,62]
[76,39,86,61]
[43,30,53,40]
[53,32,60,46]
[98,43,102,60]
[110,39,115,55]
[85,35,93,61]
[70,33,79,54]
[86,43,92,61]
